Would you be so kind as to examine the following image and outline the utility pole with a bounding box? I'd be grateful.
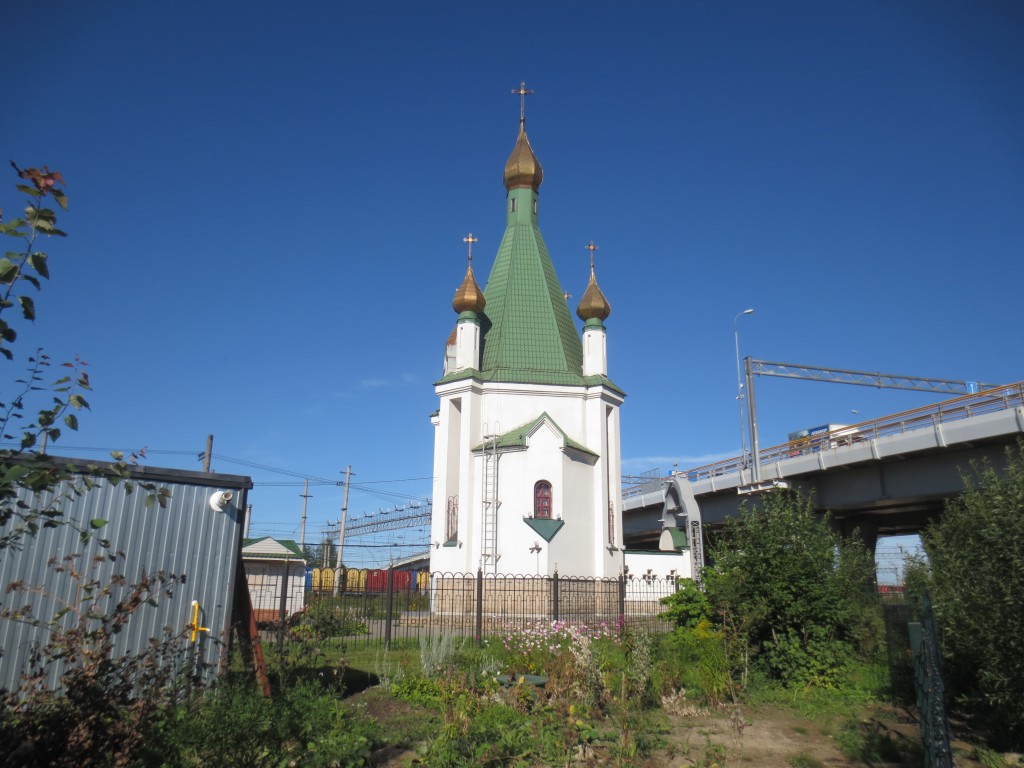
[202,434,213,473]
[299,480,311,550]
[333,465,352,596]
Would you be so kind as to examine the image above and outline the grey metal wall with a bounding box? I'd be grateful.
[0,458,252,694]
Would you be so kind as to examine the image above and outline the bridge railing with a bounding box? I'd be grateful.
[624,381,1024,494]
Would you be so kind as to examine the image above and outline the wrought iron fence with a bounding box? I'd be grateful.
[245,566,679,650]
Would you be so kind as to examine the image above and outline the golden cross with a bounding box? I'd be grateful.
[463,233,478,262]
[584,241,599,271]
[512,81,534,124]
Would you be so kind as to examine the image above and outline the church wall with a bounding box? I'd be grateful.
[494,426,563,574]
[550,449,597,576]
[478,385,588,444]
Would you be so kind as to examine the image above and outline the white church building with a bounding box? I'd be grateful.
[429,102,691,583]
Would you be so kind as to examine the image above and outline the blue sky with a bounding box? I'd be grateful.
[3,2,1022,569]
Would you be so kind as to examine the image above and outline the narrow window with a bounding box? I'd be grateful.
[445,496,458,542]
[511,198,517,212]
[534,480,552,519]
[533,199,538,214]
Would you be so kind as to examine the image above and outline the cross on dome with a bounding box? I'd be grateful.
[463,232,478,262]
[511,81,534,125]
[577,241,611,322]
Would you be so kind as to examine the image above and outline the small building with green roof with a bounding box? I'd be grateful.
[242,536,306,623]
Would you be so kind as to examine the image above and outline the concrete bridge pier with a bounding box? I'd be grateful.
[834,515,879,558]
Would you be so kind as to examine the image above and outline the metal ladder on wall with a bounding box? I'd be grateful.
[480,429,500,573]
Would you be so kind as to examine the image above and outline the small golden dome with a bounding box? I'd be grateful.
[503,124,544,191]
[576,267,611,322]
[453,261,486,314]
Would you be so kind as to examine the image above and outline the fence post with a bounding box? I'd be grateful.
[277,556,292,654]
[910,593,953,768]
[618,572,626,624]
[551,569,559,622]
[384,566,395,651]
[475,567,484,648]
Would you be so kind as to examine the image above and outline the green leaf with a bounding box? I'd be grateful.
[28,252,48,279]
[0,258,18,284]
[63,413,78,431]
[18,295,35,321]
[52,190,68,211]
[25,206,55,225]
[2,464,31,484]
[89,518,107,529]
[69,394,89,410]
[144,494,156,509]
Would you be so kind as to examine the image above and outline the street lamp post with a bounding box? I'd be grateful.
[734,309,754,474]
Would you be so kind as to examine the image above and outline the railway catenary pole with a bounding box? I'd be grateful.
[333,465,352,596]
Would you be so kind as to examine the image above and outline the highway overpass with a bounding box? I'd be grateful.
[623,383,1024,553]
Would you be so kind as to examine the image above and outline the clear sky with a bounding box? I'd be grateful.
[3,2,1022,569]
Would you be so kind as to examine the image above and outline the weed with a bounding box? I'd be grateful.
[836,717,920,765]
[419,633,463,677]
[975,745,1024,768]
[787,752,825,768]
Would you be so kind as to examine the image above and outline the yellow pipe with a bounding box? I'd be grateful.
[188,600,210,643]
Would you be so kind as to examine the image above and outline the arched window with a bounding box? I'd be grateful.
[534,480,552,519]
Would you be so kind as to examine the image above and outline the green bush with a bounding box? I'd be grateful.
[659,578,712,629]
[703,488,879,688]
[922,442,1024,748]
[761,628,848,688]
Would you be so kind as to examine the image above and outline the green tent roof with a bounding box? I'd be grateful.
[478,200,585,385]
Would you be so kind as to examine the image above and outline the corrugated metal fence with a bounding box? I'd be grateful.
[0,459,251,694]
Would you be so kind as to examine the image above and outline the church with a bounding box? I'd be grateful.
[429,91,690,582]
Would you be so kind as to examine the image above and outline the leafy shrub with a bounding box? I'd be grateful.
[923,442,1024,748]
[659,578,712,629]
[703,488,879,687]
[761,628,848,688]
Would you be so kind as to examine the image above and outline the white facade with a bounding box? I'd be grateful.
[431,378,625,577]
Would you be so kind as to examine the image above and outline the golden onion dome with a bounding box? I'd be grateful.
[452,261,486,314]
[503,123,544,191]
[576,267,611,322]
